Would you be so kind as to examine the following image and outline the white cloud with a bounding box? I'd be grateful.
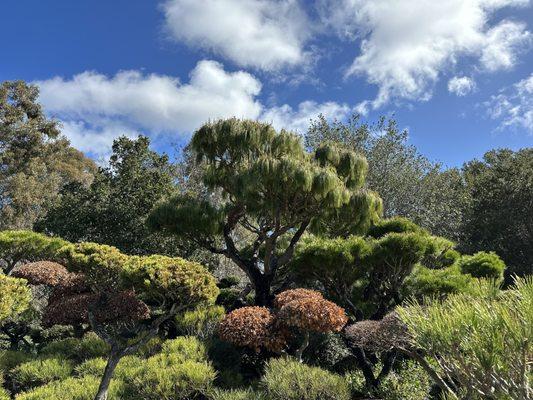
[37,60,350,156]
[485,73,533,133]
[261,100,351,133]
[37,60,263,132]
[161,0,310,71]
[448,76,476,96]
[318,0,532,107]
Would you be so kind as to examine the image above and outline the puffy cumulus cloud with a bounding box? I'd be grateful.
[318,0,532,107]
[36,60,263,156]
[37,60,350,157]
[448,76,476,96]
[261,100,351,133]
[485,73,533,133]
[161,0,311,71]
[37,60,263,133]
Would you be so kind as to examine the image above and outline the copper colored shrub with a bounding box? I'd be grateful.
[43,292,96,327]
[277,296,348,333]
[13,261,70,286]
[92,290,150,324]
[218,306,286,352]
[273,288,323,309]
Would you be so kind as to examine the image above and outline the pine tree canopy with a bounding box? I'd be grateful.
[149,118,382,305]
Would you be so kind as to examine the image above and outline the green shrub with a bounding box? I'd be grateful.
[0,375,10,400]
[122,356,216,400]
[459,251,505,279]
[74,358,107,377]
[0,351,32,373]
[218,276,240,289]
[160,336,208,363]
[75,356,144,380]
[261,358,350,400]
[14,375,120,400]
[136,337,163,358]
[405,265,474,299]
[175,306,225,339]
[39,334,109,361]
[376,362,430,400]
[10,357,73,391]
[367,217,425,238]
[209,388,265,400]
[344,362,430,400]
[0,387,9,400]
[216,288,241,309]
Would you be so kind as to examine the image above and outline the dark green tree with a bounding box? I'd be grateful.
[305,114,466,241]
[37,136,187,257]
[148,118,382,305]
[0,81,96,229]
[460,149,533,278]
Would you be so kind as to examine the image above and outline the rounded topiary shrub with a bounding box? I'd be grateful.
[39,334,109,362]
[10,357,73,391]
[160,336,208,363]
[261,358,350,400]
[209,388,266,400]
[459,251,505,279]
[14,376,120,400]
[122,357,216,400]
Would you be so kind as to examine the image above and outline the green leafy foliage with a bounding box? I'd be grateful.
[398,277,533,399]
[461,149,533,277]
[175,306,225,339]
[37,136,183,257]
[0,351,32,374]
[261,358,350,400]
[122,357,216,399]
[14,376,110,400]
[39,334,109,362]
[209,388,266,400]
[0,81,96,230]
[345,361,430,400]
[10,357,73,391]
[149,118,380,305]
[459,251,506,279]
[0,230,67,273]
[0,274,30,322]
[122,255,219,305]
[404,265,474,299]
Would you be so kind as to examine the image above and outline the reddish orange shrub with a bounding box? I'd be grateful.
[13,261,70,286]
[273,288,323,309]
[277,296,348,333]
[218,306,287,352]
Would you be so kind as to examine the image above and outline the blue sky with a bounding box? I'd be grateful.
[1,0,532,166]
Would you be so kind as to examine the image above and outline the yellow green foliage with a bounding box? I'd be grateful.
[0,273,30,322]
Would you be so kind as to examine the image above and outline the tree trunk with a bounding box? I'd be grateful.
[94,350,122,400]
[252,273,273,306]
[295,331,310,362]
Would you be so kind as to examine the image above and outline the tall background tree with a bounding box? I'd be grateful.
[305,114,466,241]
[37,136,192,258]
[460,149,532,278]
[0,81,96,229]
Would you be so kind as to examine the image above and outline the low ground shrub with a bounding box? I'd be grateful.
[39,333,109,362]
[209,388,265,400]
[160,336,208,363]
[0,351,32,373]
[459,251,505,279]
[10,357,73,391]
[122,357,216,400]
[14,376,111,400]
[261,357,350,400]
[175,305,225,339]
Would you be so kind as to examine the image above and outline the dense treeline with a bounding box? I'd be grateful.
[0,80,531,400]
